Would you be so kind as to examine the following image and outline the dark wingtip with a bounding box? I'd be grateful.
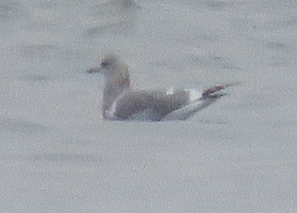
[202,85,224,98]
[202,82,240,99]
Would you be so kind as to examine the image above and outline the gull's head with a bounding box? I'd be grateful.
[88,54,129,77]
[88,53,131,89]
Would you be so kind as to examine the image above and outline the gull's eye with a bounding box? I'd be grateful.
[101,61,108,67]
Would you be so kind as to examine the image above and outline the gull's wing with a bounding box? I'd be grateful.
[110,83,238,121]
[112,89,191,121]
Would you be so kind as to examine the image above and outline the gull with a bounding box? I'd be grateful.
[88,54,236,121]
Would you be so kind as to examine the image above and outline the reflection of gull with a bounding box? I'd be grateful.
[88,54,236,121]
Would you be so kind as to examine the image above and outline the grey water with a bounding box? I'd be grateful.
[1,0,297,212]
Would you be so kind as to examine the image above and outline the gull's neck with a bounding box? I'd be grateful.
[102,66,131,119]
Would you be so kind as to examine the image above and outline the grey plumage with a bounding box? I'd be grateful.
[88,54,233,121]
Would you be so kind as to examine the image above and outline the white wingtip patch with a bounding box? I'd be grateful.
[186,89,203,102]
